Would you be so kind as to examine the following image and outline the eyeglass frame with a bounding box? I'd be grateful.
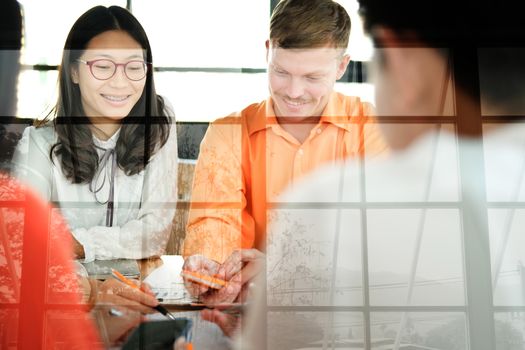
[76,58,151,81]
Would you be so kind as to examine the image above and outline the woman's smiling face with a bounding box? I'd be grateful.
[72,30,146,125]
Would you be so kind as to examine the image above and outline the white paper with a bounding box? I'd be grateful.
[144,255,197,304]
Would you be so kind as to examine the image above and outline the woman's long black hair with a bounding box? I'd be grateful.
[47,5,170,184]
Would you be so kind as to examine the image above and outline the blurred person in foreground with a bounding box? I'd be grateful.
[182,0,388,310]
[239,0,525,349]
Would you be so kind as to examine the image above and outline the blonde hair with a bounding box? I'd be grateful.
[270,0,351,49]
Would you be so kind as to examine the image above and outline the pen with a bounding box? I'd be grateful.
[110,268,177,321]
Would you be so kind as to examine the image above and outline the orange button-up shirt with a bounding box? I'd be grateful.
[183,92,388,263]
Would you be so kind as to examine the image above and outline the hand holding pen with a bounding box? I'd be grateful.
[110,269,177,320]
[88,276,159,315]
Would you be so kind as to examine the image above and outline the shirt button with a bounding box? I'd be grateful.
[316,128,322,134]
[298,148,304,156]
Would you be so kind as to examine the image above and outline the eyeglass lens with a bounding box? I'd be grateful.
[90,60,147,81]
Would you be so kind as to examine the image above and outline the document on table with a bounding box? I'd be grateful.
[80,259,140,279]
[144,255,200,306]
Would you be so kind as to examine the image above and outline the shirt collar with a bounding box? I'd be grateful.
[247,92,355,136]
[318,92,354,132]
[246,99,278,136]
[93,127,121,149]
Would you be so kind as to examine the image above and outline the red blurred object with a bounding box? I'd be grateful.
[0,173,101,349]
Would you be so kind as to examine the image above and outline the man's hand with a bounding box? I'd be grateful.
[89,278,159,314]
[182,254,220,297]
[200,249,265,305]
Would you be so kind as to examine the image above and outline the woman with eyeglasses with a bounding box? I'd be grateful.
[13,5,177,264]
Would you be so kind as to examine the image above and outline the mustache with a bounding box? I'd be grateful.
[282,97,309,104]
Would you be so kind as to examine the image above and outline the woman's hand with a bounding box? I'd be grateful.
[71,234,85,259]
[88,278,159,314]
[92,304,142,345]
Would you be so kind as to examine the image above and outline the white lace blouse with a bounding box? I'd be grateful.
[12,122,178,263]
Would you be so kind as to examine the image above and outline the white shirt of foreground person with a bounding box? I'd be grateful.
[12,121,178,262]
[240,124,525,349]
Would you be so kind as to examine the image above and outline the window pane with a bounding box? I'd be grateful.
[267,209,362,307]
[17,70,57,119]
[489,209,525,306]
[18,0,127,65]
[335,82,375,105]
[132,0,269,68]
[483,123,525,202]
[370,312,468,349]
[367,209,465,306]
[337,0,374,61]
[154,71,267,122]
[494,313,525,349]
[0,206,24,347]
[132,0,372,67]
[268,311,364,349]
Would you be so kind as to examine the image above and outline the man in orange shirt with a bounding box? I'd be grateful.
[183,0,387,302]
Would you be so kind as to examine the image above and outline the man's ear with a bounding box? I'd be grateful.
[336,54,351,80]
[372,26,407,68]
[71,66,79,84]
[373,26,449,116]
[373,26,423,106]
[265,39,270,63]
